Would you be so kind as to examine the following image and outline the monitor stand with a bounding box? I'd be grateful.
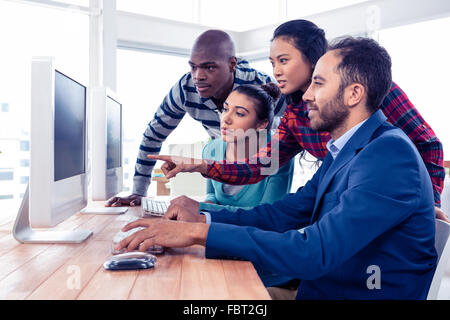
[13,185,93,244]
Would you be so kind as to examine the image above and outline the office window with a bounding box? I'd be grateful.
[0,171,14,181]
[54,0,89,6]
[118,0,370,32]
[19,141,30,152]
[117,49,210,195]
[19,159,30,167]
[20,176,29,184]
[118,0,279,30]
[199,0,281,31]
[1,103,9,112]
[0,1,88,218]
[377,16,450,157]
[286,0,368,19]
[117,0,197,24]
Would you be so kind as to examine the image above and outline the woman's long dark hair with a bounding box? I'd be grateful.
[272,19,327,165]
[272,19,327,105]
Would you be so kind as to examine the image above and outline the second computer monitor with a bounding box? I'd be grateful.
[90,87,123,201]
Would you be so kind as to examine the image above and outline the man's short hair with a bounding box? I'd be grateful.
[329,37,392,113]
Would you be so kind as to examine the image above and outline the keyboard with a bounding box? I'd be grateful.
[141,198,169,217]
[112,216,164,255]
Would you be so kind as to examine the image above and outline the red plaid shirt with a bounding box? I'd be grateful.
[206,82,445,206]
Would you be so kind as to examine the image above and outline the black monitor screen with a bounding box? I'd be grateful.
[54,70,86,181]
[106,95,122,169]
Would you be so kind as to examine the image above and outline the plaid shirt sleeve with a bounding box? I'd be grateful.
[206,82,445,207]
[380,82,444,207]
[205,106,304,185]
[205,102,331,185]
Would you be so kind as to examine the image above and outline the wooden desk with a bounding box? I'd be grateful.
[0,205,270,300]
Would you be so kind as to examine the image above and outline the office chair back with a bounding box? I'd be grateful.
[427,219,450,300]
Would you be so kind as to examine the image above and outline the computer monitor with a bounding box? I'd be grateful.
[89,87,123,201]
[13,57,92,243]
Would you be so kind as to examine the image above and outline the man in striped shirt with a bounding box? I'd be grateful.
[106,30,286,207]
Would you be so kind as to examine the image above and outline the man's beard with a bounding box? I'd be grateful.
[308,90,349,134]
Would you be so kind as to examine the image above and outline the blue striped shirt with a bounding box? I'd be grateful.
[133,58,287,196]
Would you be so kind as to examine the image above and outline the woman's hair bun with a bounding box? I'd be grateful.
[261,82,281,100]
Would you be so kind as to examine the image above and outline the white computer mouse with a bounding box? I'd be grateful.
[109,251,156,261]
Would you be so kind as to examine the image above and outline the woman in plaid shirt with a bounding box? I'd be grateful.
[149,20,447,221]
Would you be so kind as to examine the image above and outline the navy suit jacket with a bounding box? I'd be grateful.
[205,110,437,299]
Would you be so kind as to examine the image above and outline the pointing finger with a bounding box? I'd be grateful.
[147,154,173,162]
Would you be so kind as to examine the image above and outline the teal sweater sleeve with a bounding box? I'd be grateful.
[204,178,217,203]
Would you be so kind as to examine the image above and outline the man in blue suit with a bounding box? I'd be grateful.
[115,37,437,299]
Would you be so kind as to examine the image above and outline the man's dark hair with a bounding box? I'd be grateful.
[329,37,392,114]
[272,19,327,67]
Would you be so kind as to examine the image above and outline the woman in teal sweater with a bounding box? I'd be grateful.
[169,83,295,288]
[170,82,294,216]
[199,133,294,213]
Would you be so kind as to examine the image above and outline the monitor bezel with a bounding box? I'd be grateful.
[29,57,88,228]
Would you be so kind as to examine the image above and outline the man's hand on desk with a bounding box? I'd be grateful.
[105,194,141,207]
[164,201,206,223]
[167,195,200,216]
[435,206,450,223]
[114,219,209,252]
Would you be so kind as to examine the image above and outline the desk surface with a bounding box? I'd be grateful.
[0,204,270,300]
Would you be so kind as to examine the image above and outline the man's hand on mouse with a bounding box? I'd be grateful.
[114,218,209,252]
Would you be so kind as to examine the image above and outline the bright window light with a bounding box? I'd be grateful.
[0,1,88,219]
[117,0,370,31]
[286,0,368,18]
[117,0,197,24]
[116,49,210,194]
[378,16,450,157]
[198,0,282,31]
[49,0,88,6]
